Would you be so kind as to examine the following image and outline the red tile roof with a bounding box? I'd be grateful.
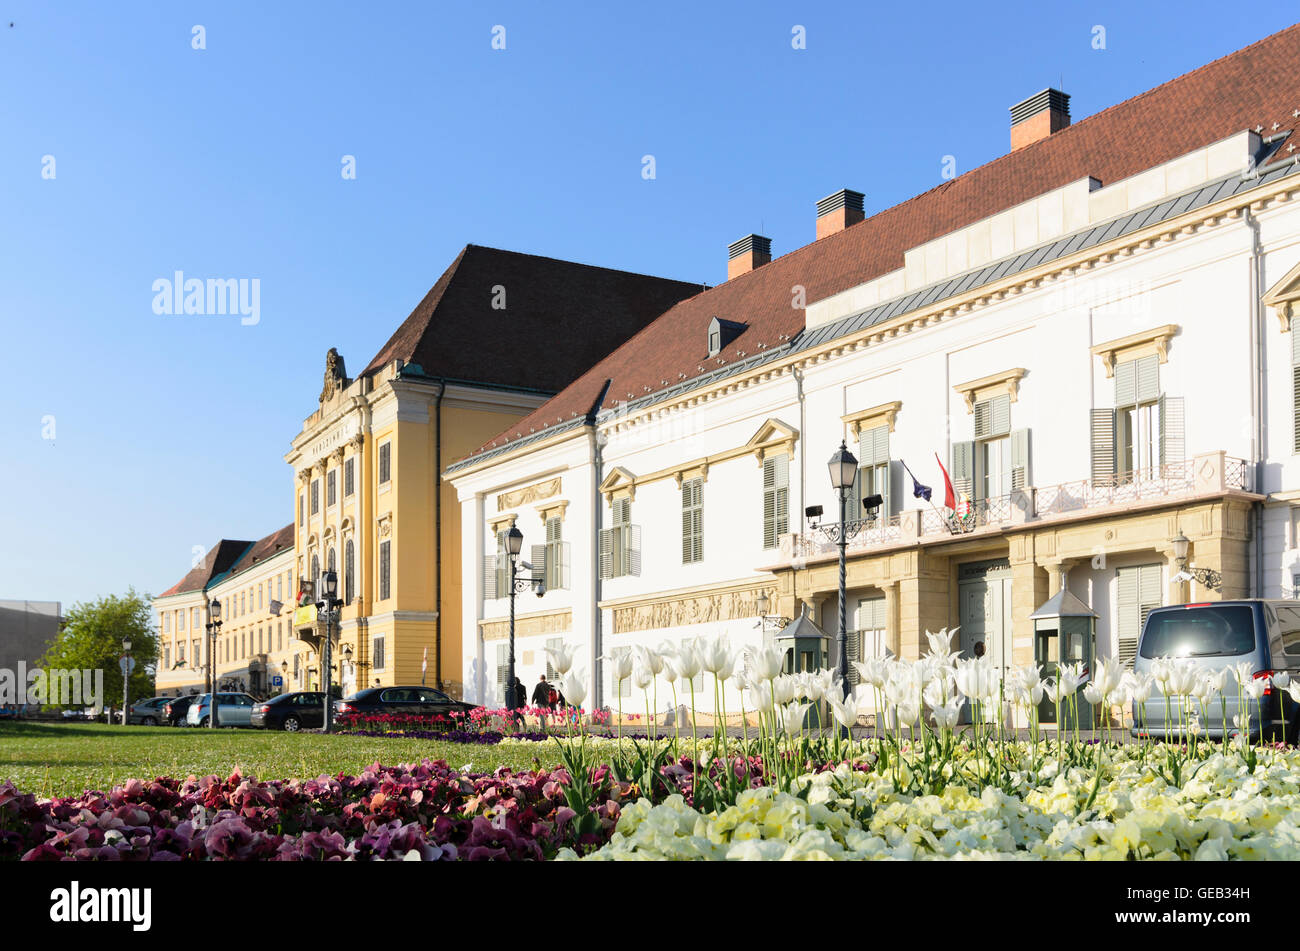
[157,524,294,598]
[456,22,1300,465]
[361,244,704,393]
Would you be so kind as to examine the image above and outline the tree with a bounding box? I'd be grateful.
[38,589,157,712]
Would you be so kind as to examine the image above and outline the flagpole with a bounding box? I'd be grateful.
[901,458,957,536]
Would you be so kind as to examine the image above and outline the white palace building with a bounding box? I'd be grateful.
[447,26,1300,720]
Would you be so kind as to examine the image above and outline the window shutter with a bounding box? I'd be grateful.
[973,400,991,440]
[1115,359,1137,407]
[763,454,789,548]
[952,441,975,499]
[560,541,571,589]
[1139,563,1163,616]
[991,395,1010,437]
[1136,355,1160,403]
[599,528,613,580]
[1159,396,1185,467]
[1090,409,1117,484]
[627,524,642,576]
[613,497,630,526]
[1116,566,1140,668]
[1010,428,1031,491]
[846,630,861,685]
[1294,365,1300,453]
[531,544,547,589]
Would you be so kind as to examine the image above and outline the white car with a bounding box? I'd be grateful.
[186,692,258,727]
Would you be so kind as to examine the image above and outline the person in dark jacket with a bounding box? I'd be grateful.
[531,674,552,708]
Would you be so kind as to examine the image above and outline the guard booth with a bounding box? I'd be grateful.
[775,607,831,729]
[1028,580,1097,728]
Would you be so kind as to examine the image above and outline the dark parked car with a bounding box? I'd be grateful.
[335,686,477,721]
[163,695,198,727]
[251,691,334,731]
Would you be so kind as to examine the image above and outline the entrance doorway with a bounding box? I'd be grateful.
[957,559,1012,722]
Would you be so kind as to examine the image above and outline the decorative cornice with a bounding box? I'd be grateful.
[953,368,1027,413]
[536,500,570,522]
[600,467,637,503]
[745,418,799,467]
[842,401,903,439]
[1089,324,1179,377]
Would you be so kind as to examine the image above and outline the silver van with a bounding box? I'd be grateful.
[1131,599,1300,740]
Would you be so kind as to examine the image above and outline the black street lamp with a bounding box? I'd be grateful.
[121,636,133,725]
[280,659,288,694]
[808,442,883,717]
[1171,530,1223,591]
[316,569,343,733]
[206,599,222,729]
[504,521,545,711]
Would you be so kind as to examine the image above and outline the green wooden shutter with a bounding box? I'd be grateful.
[1136,355,1160,403]
[627,525,642,576]
[1010,428,1031,491]
[973,400,991,440]
[763,454,789,548]
[1159,396,1184,467]
[599,528,613,579]
[1115,359,1137,407]
[1116,566,1140,668]
[1091,409,1117,484]
[531,543,547,590]
[952,441,975,500]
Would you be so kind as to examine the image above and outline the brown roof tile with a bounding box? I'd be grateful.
[457,23,1300,463]
[361,244,704,393]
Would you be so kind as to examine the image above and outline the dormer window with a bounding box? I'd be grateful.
[707,316,746,358]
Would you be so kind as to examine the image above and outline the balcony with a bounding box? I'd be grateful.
[778,451,1251,565]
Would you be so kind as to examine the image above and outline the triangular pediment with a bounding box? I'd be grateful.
[745,418,799,465]
[1264,258,1300,331]
[599,466,637,501]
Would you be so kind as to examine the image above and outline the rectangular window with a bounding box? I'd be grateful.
[850,597,889,684]
[955,396,1030,502]
[543,516,569,589]
[277,622,283,652]
[610,645,632,698]
[492,529,510,596]
[177,641,185,663]
[162,613,170,633]
[379,442,391,484]
[600,498,641,578]
[373,636,386,671]
[1116,563,1162,668]
[163,646,171,669]
[681,478,704,564]
[853,425,892,521]
[276,576,282,601]
[327,469,337,506]
[495,643,509,701]
[177,610,184,632]
[193,639,199,664]
[379,541,391,601]
[311,480,320,515]
[192,608,199,628]
[762,454,789,549]
[344,458,355,497]
[257,585,263,611]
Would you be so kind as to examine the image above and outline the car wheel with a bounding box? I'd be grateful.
[142,716,158,726]
[283,716,301,732]
[199,716,210,728]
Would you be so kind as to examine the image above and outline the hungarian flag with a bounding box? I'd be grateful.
[935,452,957,510]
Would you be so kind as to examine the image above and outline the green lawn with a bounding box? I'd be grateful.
[0,721,559,798]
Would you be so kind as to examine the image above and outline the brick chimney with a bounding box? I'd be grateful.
[727,234,771,280]
[815,188,865,239]
[1009,88,1070,150]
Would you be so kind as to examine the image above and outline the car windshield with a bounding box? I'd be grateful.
[1140,605,1257,658]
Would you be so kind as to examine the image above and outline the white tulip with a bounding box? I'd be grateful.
[931,699,962,731]
[775,701,810,735]
[747,644,785,683]
[1272,669,1291,690]
[675,642,703,682]
[544,642,577,677]
[1287,680,1300,705]
[562,669,587,708]
[828,694,860,731]
[699,636,736,678]
[632,662,653,691]
[603,650,633,685]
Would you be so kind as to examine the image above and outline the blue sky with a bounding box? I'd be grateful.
[1,2,1294,609]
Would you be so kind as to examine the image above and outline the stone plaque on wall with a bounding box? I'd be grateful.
[612,587,773,634]
[497,478,561,512]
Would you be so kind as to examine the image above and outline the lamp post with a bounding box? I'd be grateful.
[206,599,222,729]
[316,569,342,733]
[121,636,133,725]
[1171,530,1222,592]
[280,659,288,694]
[504,522,546,712]
[807,442,884,711]
[754,591,792,635]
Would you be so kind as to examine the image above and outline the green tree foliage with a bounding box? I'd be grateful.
[38,590,157,710]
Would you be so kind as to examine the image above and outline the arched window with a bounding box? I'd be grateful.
[311,554,320,586]
[327,547,336,574]
[345,539,355,605]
